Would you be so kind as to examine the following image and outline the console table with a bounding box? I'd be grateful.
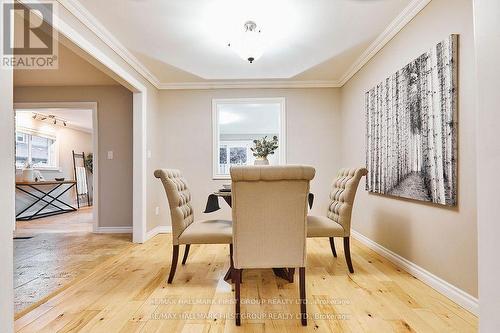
[16,180,78,221]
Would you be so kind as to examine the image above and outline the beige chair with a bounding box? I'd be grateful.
[154,169,232,283]
[307,167,367,273]
[231,165,315,326]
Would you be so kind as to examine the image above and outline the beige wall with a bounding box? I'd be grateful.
[14,86,133,228]
[473,0,500,330]
[153,88,342,226]
[14,43,119,87]
[339,0,477,297]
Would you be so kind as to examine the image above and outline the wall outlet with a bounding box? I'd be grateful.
[107,151,114,160]
[155,206,160,215]
[147,150,152,159]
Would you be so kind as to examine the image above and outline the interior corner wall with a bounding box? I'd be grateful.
[13,85,134,229]
[146,87,165,232]
[153,88,342,227]
[0,66,15,333]
[339,0,477,297]
[473,0,500,330]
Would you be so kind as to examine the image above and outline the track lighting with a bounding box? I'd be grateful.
[34,112,68,127]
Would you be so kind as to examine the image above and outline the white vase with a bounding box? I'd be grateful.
[22,168,34,182]
[254,157,269,165]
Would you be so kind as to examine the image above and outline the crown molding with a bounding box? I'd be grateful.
[58,0,430,90]
[338,0,432,86]
[157,80,342,90]
[57,0,161,88]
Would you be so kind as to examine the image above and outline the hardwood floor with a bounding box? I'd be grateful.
[14,234,477,332]
[15,207,94,236]
[14,209,132,315]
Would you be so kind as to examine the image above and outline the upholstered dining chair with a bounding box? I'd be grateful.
[307,167,368,273]
[154,169,232,283]
[231,165,315,326]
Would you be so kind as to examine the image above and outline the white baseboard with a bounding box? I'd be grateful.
[145,225,172,241]
[351,230,479,315]
[94,226,133,234]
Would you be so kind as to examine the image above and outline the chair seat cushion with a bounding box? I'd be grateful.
[178,219,232,244]
[307,215,345,237]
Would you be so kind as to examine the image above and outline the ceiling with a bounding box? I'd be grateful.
[70,0,415,86]
[16,109,93,133]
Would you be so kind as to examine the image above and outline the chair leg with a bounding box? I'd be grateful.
[233,268,242,326]
[167,245,179,284]
[181,244,190,265]
[230,244,234,272]
[343,237,354,273]
[299,267,307,326]
[329,237,338,258]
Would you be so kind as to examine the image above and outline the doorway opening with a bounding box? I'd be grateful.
[14,105,97,236]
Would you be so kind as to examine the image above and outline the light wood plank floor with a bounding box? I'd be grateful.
[14,209,132,314]
[14,234,477,332]
[15,207,94,236]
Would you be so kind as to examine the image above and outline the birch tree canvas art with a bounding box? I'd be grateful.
[365,35,458,206]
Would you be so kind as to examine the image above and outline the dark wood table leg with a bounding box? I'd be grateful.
[272,268,295,283]
[223,244,234,282]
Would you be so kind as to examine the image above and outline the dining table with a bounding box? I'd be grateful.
[204,188,314,283]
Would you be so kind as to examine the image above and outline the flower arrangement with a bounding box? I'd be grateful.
[85,153,93,174]
[251,135,279,161]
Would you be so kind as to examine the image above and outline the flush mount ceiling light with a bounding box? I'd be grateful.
[228,21,264,63]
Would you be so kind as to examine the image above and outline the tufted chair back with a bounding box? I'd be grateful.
[154,169,194,245]
[231,165,315,269]
[327,167,368,236]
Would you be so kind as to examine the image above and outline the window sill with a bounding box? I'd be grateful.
[212,175,231,180]
[16,167,61,172]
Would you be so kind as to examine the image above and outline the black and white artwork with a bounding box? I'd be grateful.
[365,35,458,206]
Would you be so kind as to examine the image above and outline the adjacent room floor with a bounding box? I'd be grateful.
[14,234,477,332]
[14,209,132,315]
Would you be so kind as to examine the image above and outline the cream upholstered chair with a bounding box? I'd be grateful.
[307,167,367,273]
[154,169,232,283]
[231,165,315,326]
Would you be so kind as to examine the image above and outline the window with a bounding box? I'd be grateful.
[15,130,57,169]
[212,98,286,179]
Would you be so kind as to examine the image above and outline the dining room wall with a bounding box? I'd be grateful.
[339,0,477,298]
[153,88,342,225]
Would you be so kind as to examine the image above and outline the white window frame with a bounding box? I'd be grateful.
[212,97,287,179]
[15,127,60,171]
